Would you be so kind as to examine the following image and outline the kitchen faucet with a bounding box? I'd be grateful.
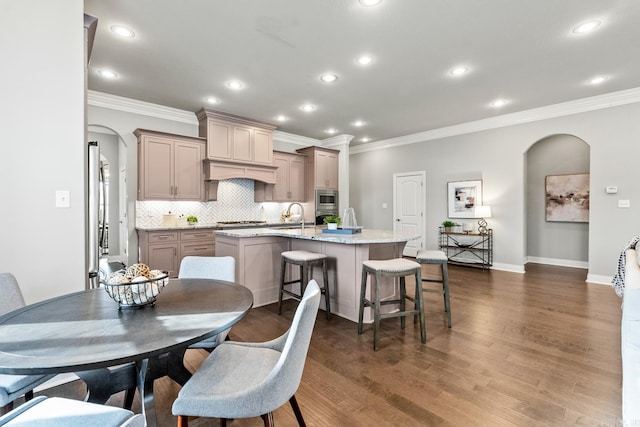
[286,202,305,230]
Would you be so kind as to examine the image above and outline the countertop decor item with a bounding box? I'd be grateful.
[101,263,169,308]
[323,215,341,230]
[187,215,198,225]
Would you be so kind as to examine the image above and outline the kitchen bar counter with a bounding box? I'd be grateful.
[215,227,420,322]
[215,226,419,245]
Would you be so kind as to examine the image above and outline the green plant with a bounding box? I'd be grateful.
[187,215,198,223]
[442,220,458,228]
[323,215,342,225]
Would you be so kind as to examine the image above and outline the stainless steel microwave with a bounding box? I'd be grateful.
[315,189,338,214]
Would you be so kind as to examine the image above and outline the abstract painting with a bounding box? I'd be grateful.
[545,173,590,222]
[447,180,482,219]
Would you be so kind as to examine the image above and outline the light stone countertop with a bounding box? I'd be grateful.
[215,226,421,245]
[135,222,314,232]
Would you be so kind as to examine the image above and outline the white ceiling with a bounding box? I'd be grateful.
[84,0,640,145]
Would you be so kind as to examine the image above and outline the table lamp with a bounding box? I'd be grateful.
[474,205,492,234]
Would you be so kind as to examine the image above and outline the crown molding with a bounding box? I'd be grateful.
[321,134,354,149]
[350,87,640,154]
[273,130,319,146]
[87,90,198,125]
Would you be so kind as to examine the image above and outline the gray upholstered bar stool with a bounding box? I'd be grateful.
[416,250,452,327]
[358,258,426,351]
[279,250,331,320]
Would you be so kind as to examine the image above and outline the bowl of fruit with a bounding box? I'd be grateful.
[101,263,169,308]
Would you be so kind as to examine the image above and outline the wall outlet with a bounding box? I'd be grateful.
[55,190,70,208]
[618,199,631,208]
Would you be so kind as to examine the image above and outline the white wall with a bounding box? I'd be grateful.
[0,0,85,303]
[350,102,640,278]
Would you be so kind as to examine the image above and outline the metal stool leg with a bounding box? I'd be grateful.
[399,276,406,329]
[415,268,426,343]
[442,262,451,327]
[278,257,287,315]
[373,270,382,351]
[322,259,331,320]
[357,267,368,334]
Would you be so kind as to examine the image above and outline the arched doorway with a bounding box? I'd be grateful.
[524,134,590,268]
[88,124,129,264]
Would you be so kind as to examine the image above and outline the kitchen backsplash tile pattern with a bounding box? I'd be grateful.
[136,179,292,227]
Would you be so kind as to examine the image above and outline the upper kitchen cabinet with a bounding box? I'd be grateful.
[296,146,339,190]
[196,108,276,166]
[255,151,306,202]
[136,129,205,201]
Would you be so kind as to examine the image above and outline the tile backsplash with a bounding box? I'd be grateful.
[136,179,295,227]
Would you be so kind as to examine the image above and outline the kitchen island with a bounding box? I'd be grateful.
[215,226,421,322]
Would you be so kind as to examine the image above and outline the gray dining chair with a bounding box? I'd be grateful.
[0,273,55,415]
[172,280,321,427]
[0,396,145,426]
[178,256,236,350]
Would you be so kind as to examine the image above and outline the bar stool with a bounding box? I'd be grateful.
[416,250,452,327]
[279,250,331,320]
[357,258,426,351]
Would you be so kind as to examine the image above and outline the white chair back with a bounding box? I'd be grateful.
[178,256,235,282]
[0,273,25,316]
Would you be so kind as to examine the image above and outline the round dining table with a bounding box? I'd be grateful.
[0,278,253,426]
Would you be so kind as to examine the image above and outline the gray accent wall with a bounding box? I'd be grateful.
[350,102,640,278]
[526,135,590,264]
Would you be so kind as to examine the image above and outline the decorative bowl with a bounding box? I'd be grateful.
[101,265,169,308]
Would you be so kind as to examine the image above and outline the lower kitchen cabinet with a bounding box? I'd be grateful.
[138,228,216,277]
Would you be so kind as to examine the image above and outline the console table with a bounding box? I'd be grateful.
[439,227,492,269]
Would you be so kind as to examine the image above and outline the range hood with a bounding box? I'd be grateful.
[203,159,278,201]
[203,159,278,184]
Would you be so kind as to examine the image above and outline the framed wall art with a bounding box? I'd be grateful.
[545,173,589,222]
[447,180,482,219]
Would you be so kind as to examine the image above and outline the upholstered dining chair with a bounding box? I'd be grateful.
[0,273,55,416]
[172,280,321,427]
[178,256,236,350]
[0,396,145,426]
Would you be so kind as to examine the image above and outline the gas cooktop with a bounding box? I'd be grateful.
[216,221,267,226]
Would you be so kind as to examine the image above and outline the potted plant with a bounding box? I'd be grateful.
[442,220,458,233]
[186,215,198,226]
[323,215,342,230]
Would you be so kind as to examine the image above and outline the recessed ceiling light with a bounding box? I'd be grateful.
[325,128,338,134]
[356,55,373,66]
[588,75,608,85]
[490,99,508,108]
[359,0,383,6]
[205,96,220,104]
[110,25,135,38]
[97,69,118,79]
[352,120,365,127]
[300,104,316,112]
[572,19,601,34]
[275,115,288,122]
[449,66,469,77]
[320,73,338,83]
[225,80,245,90]
[361,137,371,143]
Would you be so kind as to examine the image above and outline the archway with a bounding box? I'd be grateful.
[524,134,590,269]
[88,124,129,264]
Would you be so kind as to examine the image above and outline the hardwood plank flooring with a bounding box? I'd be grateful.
[33,263,622,426]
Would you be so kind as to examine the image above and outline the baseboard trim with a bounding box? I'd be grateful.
[586,274,613,285]
[34,373,80,392]
[526,256,588,269]
[491,263,525,273]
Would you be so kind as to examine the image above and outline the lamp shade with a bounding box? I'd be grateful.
[474,205,492,218]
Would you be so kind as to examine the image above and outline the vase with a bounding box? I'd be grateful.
[327,223,338,230]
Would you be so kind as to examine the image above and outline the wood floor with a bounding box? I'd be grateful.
[38,263,622,426]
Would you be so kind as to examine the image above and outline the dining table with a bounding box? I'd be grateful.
[0,278,253,426]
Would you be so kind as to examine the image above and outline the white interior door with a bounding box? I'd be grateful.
[393,172,425,257]
[118,167,128,259]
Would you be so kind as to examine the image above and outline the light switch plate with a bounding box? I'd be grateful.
[55,190,70,208]
[605,186,618,194]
